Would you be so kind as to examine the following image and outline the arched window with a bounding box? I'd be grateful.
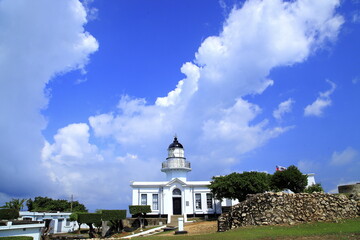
[172,188,181,196]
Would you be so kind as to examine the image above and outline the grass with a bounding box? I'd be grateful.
[140,217,360,240]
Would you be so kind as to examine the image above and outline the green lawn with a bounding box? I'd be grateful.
[141,217,360,240]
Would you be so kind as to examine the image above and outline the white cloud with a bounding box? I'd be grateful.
[298,160,319,173]
[42,123,103,167]
[89,95,174,145]
[82,0,99,21]
[304,80,337,117]
[0,0,98,198]
[202,98,290,154]
[352,76,359,84]
[155,62,200,107]
[352,11,360,23]
[75,78,88,84]
[116,153,138,163]
[330,147,358,165]
[273,98,294,120]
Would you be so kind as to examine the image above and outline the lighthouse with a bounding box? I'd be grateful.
[161,136,191,181]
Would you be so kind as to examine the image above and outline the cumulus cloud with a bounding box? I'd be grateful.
[304,80,337,117]
[202,98,289,154]
[273,98,294,120]
[90,0,343,156]
[42,123,103,167]
[0,0,98,199]
[82,0,99,21]
[330,147,358,165]
[155,62,200,107]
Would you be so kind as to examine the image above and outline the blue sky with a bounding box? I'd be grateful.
[0,0,359,212]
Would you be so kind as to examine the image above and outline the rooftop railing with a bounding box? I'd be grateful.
[162,159,191,169]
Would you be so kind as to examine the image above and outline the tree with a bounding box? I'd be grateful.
[129,205,151,230]
[209,171,272,202]
[70,212,81,233]
[27,196,87,212]
[304,183,324,193]
[1,198,26,211]
[0,208,19,220]
[271,165,308,193]
[102,210,126,234]
[77,213,101,238]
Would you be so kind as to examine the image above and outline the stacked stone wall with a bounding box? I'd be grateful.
[218,192,360,232]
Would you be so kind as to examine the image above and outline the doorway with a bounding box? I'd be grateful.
[173,197,182,215]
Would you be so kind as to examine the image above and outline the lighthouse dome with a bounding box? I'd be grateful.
[168,136,183,149]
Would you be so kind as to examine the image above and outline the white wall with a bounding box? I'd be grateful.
[0,222,44,240]
[306,174,316,187]
[132,182,222,223]
[20,212,77,233]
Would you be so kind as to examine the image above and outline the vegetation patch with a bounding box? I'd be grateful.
[0,209,19,220]
[140,217,360,240]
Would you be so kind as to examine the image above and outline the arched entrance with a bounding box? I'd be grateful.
[172,188,182,215]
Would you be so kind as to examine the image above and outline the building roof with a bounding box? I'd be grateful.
[168,136,183,149]
[130,179,210,187]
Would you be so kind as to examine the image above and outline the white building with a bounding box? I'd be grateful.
[19,211,77,233]
[131,137,236,223]
[0,221,44,240]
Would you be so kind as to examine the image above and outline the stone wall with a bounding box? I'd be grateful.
[218,192,360,232]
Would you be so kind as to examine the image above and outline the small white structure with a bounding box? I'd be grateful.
[306,173,316,187]
[20,211,77,233]
[131,137,236,223]
[0,221,44,240]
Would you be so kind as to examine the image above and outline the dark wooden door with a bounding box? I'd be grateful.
[173,197,182,215]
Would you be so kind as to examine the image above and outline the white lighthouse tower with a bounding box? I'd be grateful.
[161,136,191,181]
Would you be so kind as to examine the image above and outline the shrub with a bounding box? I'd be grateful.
[101,210,127,233]
[77,213,102,225]
[102,210,126,221]
[304,183,324,193]
[0,209,19,220]
[69,212,78,221]
[129,205,151,216]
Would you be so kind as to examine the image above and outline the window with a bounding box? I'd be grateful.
[195,193,202,210]
[141,194,147,205]
[173,188,181,196]
[207,193,213,209]
[152,194,158,210]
